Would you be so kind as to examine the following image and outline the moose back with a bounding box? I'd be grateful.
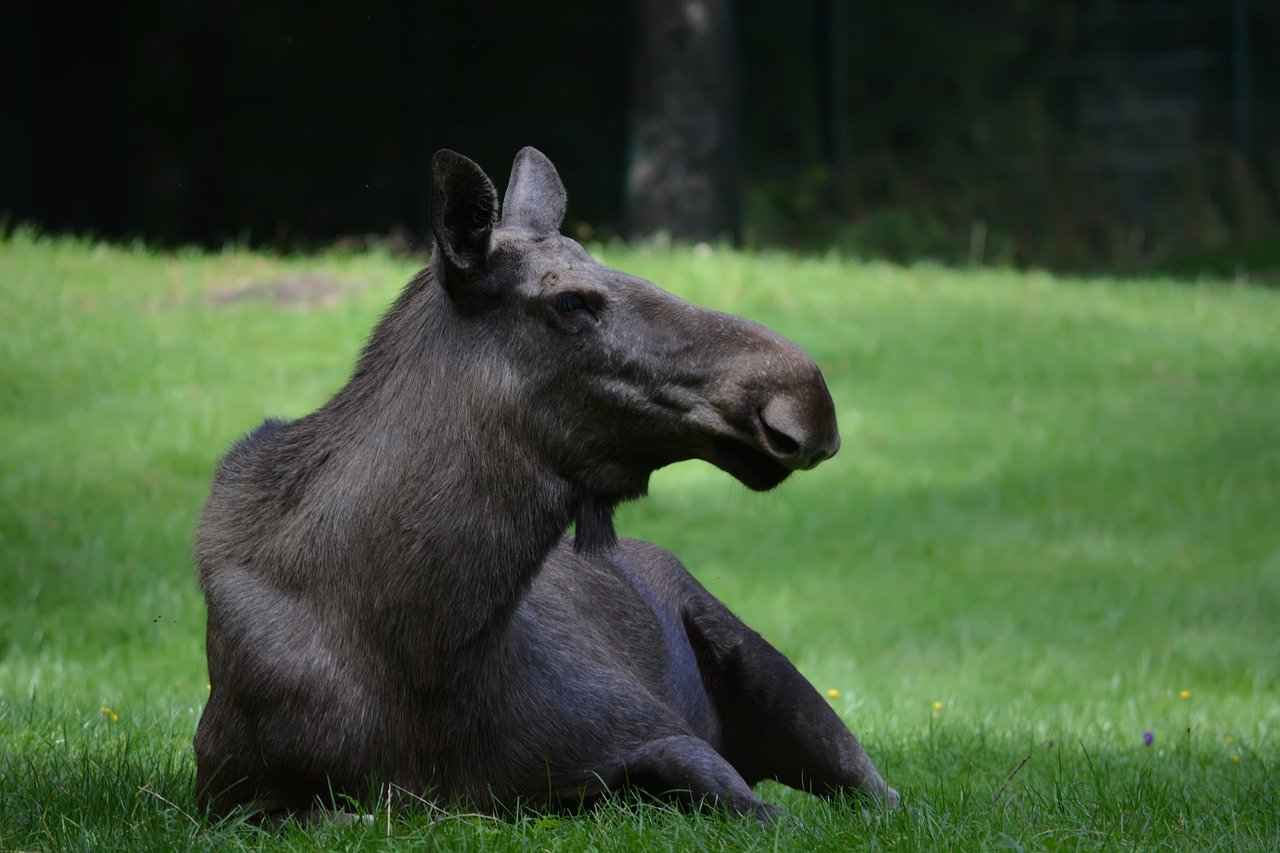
[194,147,896,821]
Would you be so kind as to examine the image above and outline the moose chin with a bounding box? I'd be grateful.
[193,146,896,823]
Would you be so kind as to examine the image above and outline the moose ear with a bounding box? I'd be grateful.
[500,147,566,235]
[430,150,499,272]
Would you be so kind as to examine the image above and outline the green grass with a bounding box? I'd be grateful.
[2,230,1277,849]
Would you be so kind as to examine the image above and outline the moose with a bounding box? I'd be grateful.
[194,147,897,823]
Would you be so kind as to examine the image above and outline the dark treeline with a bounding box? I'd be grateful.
[2,0,1277,275]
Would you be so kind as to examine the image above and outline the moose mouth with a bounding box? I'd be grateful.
[703,436,794,492]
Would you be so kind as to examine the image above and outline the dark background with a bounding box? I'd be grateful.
[3,0,1277,275]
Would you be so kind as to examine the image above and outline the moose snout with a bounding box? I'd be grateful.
[755,393,841,471]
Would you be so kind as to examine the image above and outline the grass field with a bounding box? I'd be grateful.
[2,230,1278,849]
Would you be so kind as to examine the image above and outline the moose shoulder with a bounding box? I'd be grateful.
[193,147,897,822]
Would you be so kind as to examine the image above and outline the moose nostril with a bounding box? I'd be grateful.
[756,395,839,470]
[756,408,802,459]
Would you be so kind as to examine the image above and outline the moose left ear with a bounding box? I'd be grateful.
[431,149,499,273]
[501,147,567,235]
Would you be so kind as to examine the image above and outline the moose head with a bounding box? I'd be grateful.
[429,148,840,520]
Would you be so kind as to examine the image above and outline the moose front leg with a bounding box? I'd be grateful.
[684,600,898,807]
[621,735,783,822]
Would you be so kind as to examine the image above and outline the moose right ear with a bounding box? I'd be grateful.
[430,150,499,273]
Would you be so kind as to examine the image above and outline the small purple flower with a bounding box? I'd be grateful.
[1142,731,1155,746]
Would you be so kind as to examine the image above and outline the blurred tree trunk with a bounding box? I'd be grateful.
[626,0,738,241]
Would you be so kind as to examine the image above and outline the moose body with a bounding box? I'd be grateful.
[194,148,896,821]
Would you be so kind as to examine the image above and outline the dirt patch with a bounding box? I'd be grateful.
[208,273,360,308]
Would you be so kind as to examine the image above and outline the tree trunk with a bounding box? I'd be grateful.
[626,0,737,242]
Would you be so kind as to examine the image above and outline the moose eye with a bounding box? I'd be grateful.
[553,293,587,314]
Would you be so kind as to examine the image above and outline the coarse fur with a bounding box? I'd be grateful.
[193,147,896,822]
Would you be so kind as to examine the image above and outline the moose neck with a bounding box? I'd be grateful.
[310,266,584,660]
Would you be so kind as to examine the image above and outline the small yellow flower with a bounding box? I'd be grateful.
[99,706,119,722]
[933,700,944,711]
[826,688,840,698]
[1229,754,1241,763]
[206,682,212,692]
[1224,735,1236,744]
[1179,690,1191,700]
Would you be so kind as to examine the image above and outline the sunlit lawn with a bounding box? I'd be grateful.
[2,231,1277,849]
